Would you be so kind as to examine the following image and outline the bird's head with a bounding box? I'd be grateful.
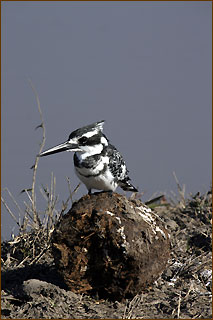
[39,120,108,157]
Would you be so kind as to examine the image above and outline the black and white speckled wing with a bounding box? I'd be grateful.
[106,144,138,192]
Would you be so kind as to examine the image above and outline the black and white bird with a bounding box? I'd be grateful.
[39,120,138,194]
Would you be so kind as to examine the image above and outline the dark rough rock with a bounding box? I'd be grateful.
[51,192,170,301]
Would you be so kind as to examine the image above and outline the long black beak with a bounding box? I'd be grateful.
[39,141,80,157]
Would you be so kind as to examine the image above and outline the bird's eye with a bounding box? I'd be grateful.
[79,136,88,145]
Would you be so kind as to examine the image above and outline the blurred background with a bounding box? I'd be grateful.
[2,1,212,240]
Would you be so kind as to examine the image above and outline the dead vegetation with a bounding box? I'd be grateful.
[1,188,211,319]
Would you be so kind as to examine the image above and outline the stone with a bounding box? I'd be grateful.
[23,279,51,297]
[51,192,170,301]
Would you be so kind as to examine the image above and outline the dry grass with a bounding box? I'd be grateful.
[1,81,80,267]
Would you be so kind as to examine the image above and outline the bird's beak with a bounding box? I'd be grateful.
[39,141,81,157]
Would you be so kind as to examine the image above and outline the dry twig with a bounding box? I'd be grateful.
[28,78,46,228]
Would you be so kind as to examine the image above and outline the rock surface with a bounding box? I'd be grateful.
[52,192,170,300]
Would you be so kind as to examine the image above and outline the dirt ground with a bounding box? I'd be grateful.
[1,190,212,319]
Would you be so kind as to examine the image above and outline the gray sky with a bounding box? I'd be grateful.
[2,1,212,240]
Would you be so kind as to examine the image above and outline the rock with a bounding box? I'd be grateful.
[51,192,170,301]
[23,279,48,297]
[22,279,78,300]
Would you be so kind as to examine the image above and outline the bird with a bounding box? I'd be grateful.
[39,120,138,194]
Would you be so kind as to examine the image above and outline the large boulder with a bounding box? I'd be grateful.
[52,192,170,301]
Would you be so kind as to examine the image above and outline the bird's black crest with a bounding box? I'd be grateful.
[68,120,105,140]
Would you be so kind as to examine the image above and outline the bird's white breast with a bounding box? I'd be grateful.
[74,155,117,192]
[75,167,117,191]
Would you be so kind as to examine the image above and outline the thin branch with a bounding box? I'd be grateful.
[66,177,73,204]
[3,187,25,218]
[1,196,20,227]
[172,171,186,207]
[28,79,46,228]
[177,291,181,318]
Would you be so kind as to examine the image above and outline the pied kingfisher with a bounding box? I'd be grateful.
[39,120,138,194]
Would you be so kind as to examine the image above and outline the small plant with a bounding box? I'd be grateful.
[1,81,80,267]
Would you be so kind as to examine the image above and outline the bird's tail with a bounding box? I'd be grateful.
[120,180,138,192]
